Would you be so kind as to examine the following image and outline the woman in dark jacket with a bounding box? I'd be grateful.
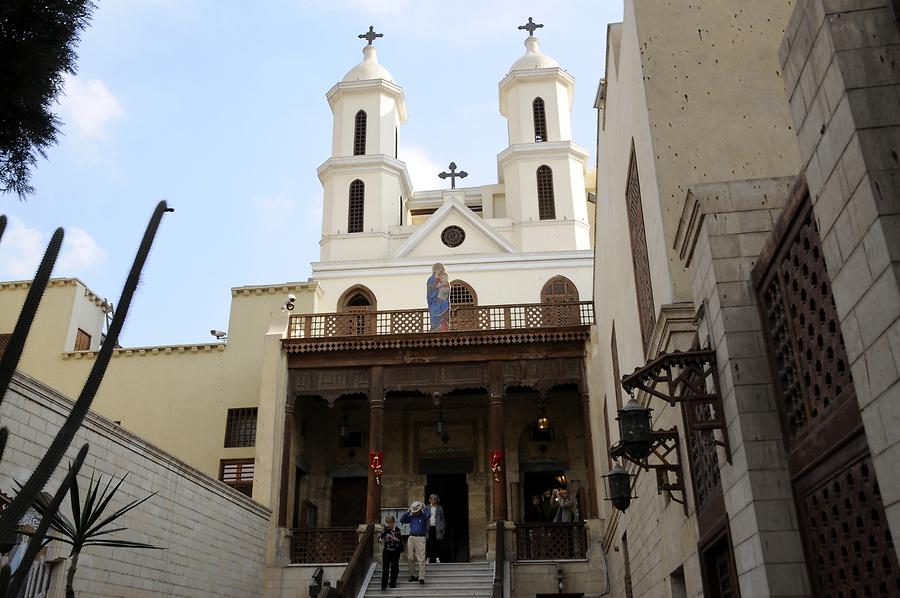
[379,515,403,590]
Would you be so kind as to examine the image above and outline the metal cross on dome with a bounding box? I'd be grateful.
[358,25,383,45]
[518,17,543,36]
[438,162,468,189]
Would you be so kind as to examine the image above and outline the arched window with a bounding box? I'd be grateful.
[353,110,367,156]
[348,179,365,233]
[532,97,547,142]
[339,285,377,312]
[449,280,477,306]
[338,285,377,336]
[537,165,556,220]
[541,276,579,304]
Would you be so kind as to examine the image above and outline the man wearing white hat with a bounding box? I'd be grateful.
[400,500,430,584]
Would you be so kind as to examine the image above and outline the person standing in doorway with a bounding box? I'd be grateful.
[378,515,402,591]
[400,501,429,585]
[426,494,446,563]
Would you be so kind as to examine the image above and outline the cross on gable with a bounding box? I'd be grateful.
[438,162,468,189]
[518,17,543,36]
[358,25,383,45]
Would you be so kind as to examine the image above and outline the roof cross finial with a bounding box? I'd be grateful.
[438,162,468,189]
[358,25,383,46]
[518,17,543,37]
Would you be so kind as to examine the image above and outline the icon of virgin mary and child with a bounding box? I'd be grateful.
[427,263,451,332]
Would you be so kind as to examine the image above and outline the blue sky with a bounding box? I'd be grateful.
[0,0,622,347]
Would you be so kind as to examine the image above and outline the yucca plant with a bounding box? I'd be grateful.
[19,469,162,598]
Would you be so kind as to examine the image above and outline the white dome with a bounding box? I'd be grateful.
[509,37,560,72]
[342,45,394,83]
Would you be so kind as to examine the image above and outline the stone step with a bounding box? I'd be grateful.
[364,562,494,597]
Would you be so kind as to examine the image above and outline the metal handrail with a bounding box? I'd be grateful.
[492,520,505,598]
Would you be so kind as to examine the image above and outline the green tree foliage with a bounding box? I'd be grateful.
[0,0,95,199]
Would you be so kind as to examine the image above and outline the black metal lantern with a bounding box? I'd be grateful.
[535,397,551,431]
[435,409,449,443]
[338,414,350,442]
[604,461,633,512]
[617,397,653,461]
[435,410,446,437]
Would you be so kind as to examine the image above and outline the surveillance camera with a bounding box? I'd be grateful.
[210,329,227,340]
[283,294,297,312]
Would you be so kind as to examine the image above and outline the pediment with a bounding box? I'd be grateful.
[394,197,515,258]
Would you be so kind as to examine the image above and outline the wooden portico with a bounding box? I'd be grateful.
[277,301,600,569]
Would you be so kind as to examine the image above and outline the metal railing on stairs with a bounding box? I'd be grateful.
[492,520,504,598]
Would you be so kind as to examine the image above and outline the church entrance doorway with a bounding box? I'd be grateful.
[522,470,567,522]
[330,477,366,527]
[425,473,469,562]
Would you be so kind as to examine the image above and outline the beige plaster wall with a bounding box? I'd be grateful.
[1,373,270,598]
[0,278,316,495]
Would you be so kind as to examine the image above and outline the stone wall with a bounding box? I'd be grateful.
[0,373,271,598]
[780,0,900,549]
[678,177,811,597]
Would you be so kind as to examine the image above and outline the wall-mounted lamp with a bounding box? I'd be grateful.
[602,460,636,513]
[616,397,653,462]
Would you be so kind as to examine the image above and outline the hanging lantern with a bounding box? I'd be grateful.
[535,398,551,431]
[338,414,350,442]
[435,409,446,437]
[617,397,653,461]
[604,461,633,512]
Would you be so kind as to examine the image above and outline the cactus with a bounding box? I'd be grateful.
[0,202,171,596]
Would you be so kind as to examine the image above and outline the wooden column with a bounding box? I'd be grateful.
[365,366,385,524]
[489,362,508,522]
[580,392,599,519]
[278,397,295,527]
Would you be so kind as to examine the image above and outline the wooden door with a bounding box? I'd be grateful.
[330,477,367,527]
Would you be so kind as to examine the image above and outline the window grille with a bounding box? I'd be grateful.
[220,459,254,497]
[348,179,365,233]
[625,145,655,351]
[610,324,623,410]
[532,97,547,142]
[537,165,556,220]
[450,281,476,305]
[541,276,578,303]
[353,110,367,156]
[224,407,258,447]
[0,333,10,360]
[74,329,91,351]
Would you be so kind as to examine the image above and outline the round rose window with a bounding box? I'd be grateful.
[441,225,466,248]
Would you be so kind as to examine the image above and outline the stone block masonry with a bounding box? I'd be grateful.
[781,0,900,548]
[0,373,270,598]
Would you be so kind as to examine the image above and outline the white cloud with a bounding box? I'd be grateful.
[58,74,126,140]
[0,218,106,279]
[0,217,44,279]
[57,227,108,273]
[399,144,443,191]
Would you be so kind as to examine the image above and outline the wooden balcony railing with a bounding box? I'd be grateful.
[514,522,588,561]
[287,301,594,339]
[290,527,358,564]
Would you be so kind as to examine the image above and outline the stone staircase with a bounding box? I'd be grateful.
[363,561,494,597]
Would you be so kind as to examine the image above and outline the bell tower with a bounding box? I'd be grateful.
[497,19,590,251]
[318,27,412,261]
